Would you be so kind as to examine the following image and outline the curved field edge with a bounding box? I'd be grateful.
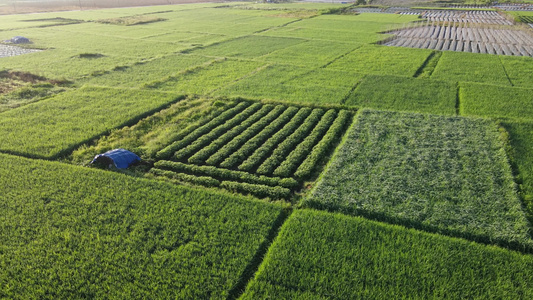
[241,209,533,299]
[303,109,533,251]
[0,153,284,299]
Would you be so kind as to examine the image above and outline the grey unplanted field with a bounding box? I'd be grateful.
[384,23,533,56]
[0,44,41,58]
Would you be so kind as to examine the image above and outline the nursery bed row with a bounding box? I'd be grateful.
[150,101,352,197]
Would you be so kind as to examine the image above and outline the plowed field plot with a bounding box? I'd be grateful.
[151,101,352,199]
[304,109,533,250]
[383,24,533,56]
[421,10,513,25]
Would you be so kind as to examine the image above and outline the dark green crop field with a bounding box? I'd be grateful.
[304,109,532,249]
[1,2,533,298]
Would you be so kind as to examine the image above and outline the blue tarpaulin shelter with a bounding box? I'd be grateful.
[90,148,140,169]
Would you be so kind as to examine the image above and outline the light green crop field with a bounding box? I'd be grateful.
[1,3,533,297]
[460,83,533,121]
[431,51,513,86]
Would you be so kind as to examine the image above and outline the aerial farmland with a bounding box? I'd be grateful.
[1,1,533,298]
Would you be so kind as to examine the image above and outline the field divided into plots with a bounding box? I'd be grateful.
[150,101,352,199]
[2,4,533,298]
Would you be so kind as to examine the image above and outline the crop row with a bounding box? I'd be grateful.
[257,108,325,175]
[294,110,352,179]
[220,106,300,169]
[238,107,313,172]
[273,109,338,177]
[154,160,298,189]
[150,164,292,199]
[151,101,352,197]
[205,105,287,166]
[187,104,275,164]
[155,101,248,159]
[174,103,264,160]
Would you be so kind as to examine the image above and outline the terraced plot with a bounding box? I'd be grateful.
[151,101,352,199]
[383,23,533,56]
[304,109,532,250]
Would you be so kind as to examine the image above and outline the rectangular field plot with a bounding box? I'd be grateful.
[431,51,512,85]
[257,40,361,67]
[146,59,265,94]
[188,35,305,59]
[242,210,533,299]
[500,55,533,88]
[0,86,182,159]
[151,101,353,199]
[326,45,433,77]
[0,153,284,299]
[460,83,533,120]
[82,54,212,88]
[501,121,533,220]
[346,74,457,115]
[304,109,532,249]
[215,64,363,105]
[261,13,419,44]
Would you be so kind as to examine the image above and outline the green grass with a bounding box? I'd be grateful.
[346,74,457,115]
[460,83,533,121]
[431,51,512,86]
[242,209,533,299]
[304,109,532,249]
[326,45,433,77]
[0,153,284,298]
[0,86,182,159]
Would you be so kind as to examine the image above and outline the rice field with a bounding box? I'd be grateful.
[1,3,533,298]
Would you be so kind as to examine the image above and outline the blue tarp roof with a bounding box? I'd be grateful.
[91,148,140,169]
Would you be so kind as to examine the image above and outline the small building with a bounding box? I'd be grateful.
[90,148,141,169]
